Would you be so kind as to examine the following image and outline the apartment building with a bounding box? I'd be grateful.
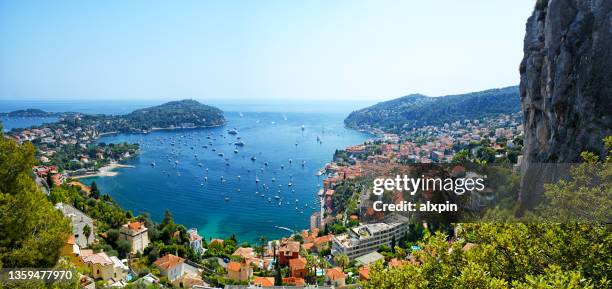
[332,215,409,260]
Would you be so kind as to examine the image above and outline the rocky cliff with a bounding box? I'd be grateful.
[519,0,612,207]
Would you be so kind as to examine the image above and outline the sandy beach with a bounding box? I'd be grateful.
[72,163,134,178]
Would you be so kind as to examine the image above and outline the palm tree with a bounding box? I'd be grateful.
[305,253,317,283]
[333,253,349,270]
[257,235,267,259]
[82,224,91,247]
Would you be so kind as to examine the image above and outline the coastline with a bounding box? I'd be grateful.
[72,163,135,179]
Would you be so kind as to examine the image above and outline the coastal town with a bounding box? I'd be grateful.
[2,0,610,288]
[0,107,526,289]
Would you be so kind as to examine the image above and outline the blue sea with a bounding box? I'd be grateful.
[0,100,373,243]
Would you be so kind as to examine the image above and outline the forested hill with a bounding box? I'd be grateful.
[0,108,61,117]
[122,99,225,129]
[344,86,520,133]
[6,99,226,134]
[82,99,225,133]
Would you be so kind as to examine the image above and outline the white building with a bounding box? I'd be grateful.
[153,254,203,284]
[332,215,409,260]
[186,228,205,255]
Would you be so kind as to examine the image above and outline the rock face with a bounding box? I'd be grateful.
[519,0,612,207]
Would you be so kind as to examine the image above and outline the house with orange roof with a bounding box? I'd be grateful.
[302,242,314,252]
[232,247,254,260]
[283,277,306,286]
[324,189,335,211]
[358,266,370,281]
[153,254,184,280]
[172,274,206,289]
[253,276,275,287]
[51,173,64,186]
[153,254,203,283]
[60,235,82,264]
[278,239,300,266]
[325,267,346,287]
[289,257,307,278]
[81,251,113,280]
[67,181,91,195]
[119,221,150,254]
[232,247,261,267]
[80,251,127,281]
[313,234,333,253]
[226,261,252,282]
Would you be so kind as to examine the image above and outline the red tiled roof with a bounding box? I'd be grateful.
[314,235,333,246]
[232,247,254,259]
[227,261,242,272]
[359,266,370,280]
[153,254,184,270]
[127,221,143,231]
[302,243,314,251]
[279,240,300,254]
[326,267,345,280]
[81,252,112,266]
[253,276,275,287]
[289,257,307,270]
[283,277,305,286]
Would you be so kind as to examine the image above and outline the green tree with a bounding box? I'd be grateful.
[90,181,100,199]
[535,138,612,223]
[333,253,349,270]
[83,224,92,247]
[255,235,267,259]
[46,173,54,188]
[116,239,133,258]
[0,126,71,267]
[362,224,610,289]
[273,241,282,286]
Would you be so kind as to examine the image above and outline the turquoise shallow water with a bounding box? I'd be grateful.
[79,111,370,243]
[0,100,372,243]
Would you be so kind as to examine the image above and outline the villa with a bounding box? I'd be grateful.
[80,251,128,282]
[226,261,252,282]
[325,267,346,287]
[153,254,204,285]
[187,228,206,255]
[278,239,300,266]
[288,257,307,278]
[252,276,275,287]
[119,221,150,254]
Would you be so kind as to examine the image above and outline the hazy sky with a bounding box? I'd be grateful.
[0,0,535,102]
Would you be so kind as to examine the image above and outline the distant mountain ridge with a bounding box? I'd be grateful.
[344,86,520,133]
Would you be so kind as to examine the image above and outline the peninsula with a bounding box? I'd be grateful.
[4,99,225,176]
